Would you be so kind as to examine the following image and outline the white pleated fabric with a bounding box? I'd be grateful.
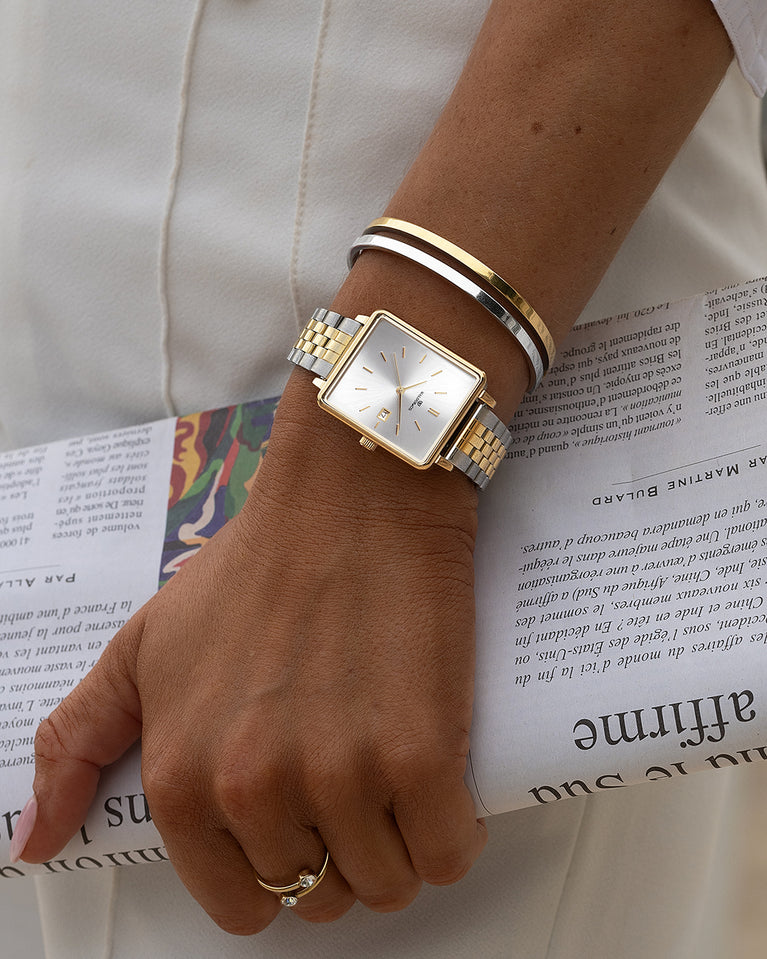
[1,2,766,958]
[711,0,767,94]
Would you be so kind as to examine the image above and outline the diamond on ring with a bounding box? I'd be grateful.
[254,849,331,907]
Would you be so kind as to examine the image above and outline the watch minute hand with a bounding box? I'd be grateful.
[393,353,403,434]
[398,379,429,393]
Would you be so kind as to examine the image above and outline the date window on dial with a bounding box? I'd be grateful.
[377,407,391,422]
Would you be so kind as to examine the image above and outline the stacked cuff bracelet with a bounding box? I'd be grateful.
[348,218,553,392]
[348,233,544,391]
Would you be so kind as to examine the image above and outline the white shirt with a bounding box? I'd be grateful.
[713,0,767,94]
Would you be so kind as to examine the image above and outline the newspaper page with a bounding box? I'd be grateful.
[469,274,767,812]
[2,277,766,878]
[0,418,175,877]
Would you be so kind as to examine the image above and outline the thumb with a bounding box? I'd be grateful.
[14,613,145,863]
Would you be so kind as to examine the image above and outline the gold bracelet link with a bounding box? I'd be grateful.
[444,403,513,490]
[458,421,507,480]
[288,309,364,379]
[295,319,353,364]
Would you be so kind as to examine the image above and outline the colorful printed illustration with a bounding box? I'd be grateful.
[159,397,279,586]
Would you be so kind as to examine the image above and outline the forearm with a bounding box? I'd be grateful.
[281,0,731,440]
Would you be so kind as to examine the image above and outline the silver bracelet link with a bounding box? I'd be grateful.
[287,308,364,380]
[444,403,513,490]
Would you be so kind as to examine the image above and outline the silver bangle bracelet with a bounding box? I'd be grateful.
[365,217,555,370]
[348,232,545,391]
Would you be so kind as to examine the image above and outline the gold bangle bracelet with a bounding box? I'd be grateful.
[349,233,544,390]
[366,217,555,370]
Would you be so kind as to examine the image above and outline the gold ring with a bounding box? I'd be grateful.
[254,849,331,907]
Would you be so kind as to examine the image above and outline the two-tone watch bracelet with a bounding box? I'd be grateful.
[288,308,513,490]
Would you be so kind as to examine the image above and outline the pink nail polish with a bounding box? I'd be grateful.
[9,795,38,863]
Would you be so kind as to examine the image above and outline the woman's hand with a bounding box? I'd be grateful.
[19,381,488,934]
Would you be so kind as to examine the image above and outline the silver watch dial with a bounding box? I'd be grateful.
[318,311,484,467]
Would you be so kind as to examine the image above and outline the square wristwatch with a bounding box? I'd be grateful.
[288,308,512,489]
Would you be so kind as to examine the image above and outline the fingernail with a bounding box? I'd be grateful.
[9,795,38,863]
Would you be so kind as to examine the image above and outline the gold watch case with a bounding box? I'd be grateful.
[314,310,493,470]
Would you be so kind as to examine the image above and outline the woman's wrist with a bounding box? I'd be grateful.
[329,251,531,425]
[261,366,480,535]
[261,246,534,525]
